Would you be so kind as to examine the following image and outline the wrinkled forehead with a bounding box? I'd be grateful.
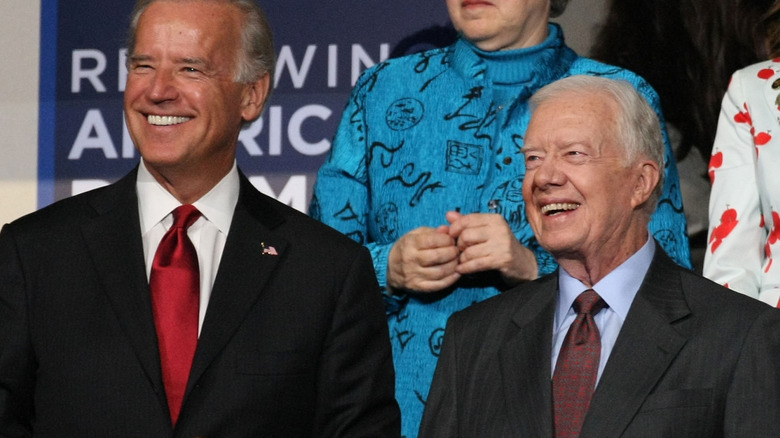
[136,0,245,36]
[523,100,626,167]
[528,91,619,135]
[134,1,244,59]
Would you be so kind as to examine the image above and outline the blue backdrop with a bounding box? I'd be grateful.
[39,0,453,211]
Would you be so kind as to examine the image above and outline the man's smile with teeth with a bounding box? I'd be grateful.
[541,202,580,216]
[147,115,191,126]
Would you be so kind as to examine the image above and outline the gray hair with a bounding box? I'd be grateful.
[126,0,276,89]
[529,75,665,213]
[550,0,571,18]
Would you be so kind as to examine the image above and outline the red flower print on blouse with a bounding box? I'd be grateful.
[758,68,775,79]
[709,151,723,184]
[765,211,780,273]
[710,208,739,253]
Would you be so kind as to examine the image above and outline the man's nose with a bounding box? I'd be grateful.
[533,155,565,188]
[147,70,179,103]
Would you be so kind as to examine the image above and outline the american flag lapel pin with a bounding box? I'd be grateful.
[260,242,278,256]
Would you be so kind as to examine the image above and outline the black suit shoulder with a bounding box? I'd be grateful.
[646,247,780,327]
[679,266,775,314]
[1,172,138,257]
[445,273,557,338]
[6,179,127,229]
[237,173,369,263]
[674,266,780,360]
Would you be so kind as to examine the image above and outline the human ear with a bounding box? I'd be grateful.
[630,160,660,209]
[240,73,271,122]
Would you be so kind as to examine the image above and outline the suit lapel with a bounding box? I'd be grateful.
[80,170,168,407]
[582,245,691,437]
[80,170,293,420]
[186,174,288,393]
[498,275,558,437]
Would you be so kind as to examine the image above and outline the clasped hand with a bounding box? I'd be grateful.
[386,211,538,294]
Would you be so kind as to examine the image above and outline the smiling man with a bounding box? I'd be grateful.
[418,75,780,437]
[309,0,692,434]
[0,0,399,436]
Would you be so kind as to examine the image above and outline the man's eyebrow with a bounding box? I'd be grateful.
[180,57,208,66]
[127,54,153,63]
[520,145,537,153]
[126,55,210,67]
[177,57,213,70]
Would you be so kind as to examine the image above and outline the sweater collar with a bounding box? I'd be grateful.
[451,23,576,87]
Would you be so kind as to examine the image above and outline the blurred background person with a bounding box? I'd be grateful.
[704,2,780,305]
[591,0,775,273]
[310,0,691,435]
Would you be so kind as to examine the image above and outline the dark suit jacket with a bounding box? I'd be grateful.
[419,242,780,437]
[0,168,400,437]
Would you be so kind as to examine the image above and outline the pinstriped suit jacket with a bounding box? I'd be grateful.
[419,242,780,437]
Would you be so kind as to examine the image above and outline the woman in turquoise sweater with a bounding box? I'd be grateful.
[310,1,691,435]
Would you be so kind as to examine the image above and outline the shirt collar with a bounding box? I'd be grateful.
[556,237,655,325]
[136,160,240,234]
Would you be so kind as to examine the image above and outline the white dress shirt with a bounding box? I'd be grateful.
[551,237,655,384]
[137,160,239,334]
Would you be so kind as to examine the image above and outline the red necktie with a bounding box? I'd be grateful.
[150,204,201,425]
[552,289,607,438]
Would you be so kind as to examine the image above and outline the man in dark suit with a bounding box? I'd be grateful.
[419,75,780,437]
[0,0,400,436]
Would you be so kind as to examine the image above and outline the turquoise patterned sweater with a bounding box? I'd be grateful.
[310,24,691,438]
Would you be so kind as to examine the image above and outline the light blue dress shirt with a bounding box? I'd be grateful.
[551,238,655,385]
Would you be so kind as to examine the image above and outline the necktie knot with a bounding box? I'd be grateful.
[171,204,201,230]
[574,289,607,316]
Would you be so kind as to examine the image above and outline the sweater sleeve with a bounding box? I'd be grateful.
[309,69,396,292]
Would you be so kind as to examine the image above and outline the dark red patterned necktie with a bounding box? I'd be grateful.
[552,289,607,438]
[150,204,201,425]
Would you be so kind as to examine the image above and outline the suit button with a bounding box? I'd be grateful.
[503,157,512,165]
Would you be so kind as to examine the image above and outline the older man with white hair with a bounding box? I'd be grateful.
[419,75,780,437]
